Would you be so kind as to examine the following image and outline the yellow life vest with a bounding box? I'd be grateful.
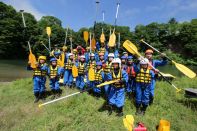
[50,66,58,78]
[99,47,106,54]
[112,70,123,88]
[65,59,73,70]
[78,62,85,75]
[104,61,112,74]
[136,68,151,84]
[87,61,96,70]
[95,69,103,82]
[33,64,47,76]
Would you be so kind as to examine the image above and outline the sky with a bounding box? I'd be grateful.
[2,0,197,31]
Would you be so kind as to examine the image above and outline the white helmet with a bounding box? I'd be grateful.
[89,53,95,57]
[108,53,114,58]
[140,58,149,65]
[68,53,73,57]
[80,55,85,59]
[112,58,121,65]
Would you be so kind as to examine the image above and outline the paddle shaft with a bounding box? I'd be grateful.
[64,27,69,45]
[39,88,93,107]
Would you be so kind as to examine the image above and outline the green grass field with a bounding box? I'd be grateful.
[0,77,197,131]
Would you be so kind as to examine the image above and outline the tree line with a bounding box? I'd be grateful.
[0,2,196,65]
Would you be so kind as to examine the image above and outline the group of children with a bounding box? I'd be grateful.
[27,44,167,116]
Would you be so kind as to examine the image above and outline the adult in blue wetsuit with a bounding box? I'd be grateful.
[145,49,167,104]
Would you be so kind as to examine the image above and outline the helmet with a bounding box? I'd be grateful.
[62,46,67,51]
[108,53,114,58]
[68,53,73,57]
[121,56,127,59]
[127,56,133,60]
[54,51,61,56]
[80,55,85,59]
[99,52,104,56]
[140,58,149,65]
[123,51,128,54]
[73,49,77,52]
[90,53,95,57]
[96,62,102,66]
[38,56,46,61]
[50,58,57,62]
[145,49,153,54]
[112,58,121,65]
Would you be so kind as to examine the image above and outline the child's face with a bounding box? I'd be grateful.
[80,58,85,62]
[99,55,104,60]
[96,65,102,70]
[145,53,152,60]
[124,54,128,57]
[52,61,57,66]
[69,55,73,60]
[90,56,94,60]
[141,64,148,69]
[109,57,113,62]
[39,59,45,64]
[113,63,119,69]
[121,59,126,63]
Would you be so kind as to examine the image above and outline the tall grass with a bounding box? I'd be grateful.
[0,77,197,131]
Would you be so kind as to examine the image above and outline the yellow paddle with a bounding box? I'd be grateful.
[46,27,51,51]
[88,64,95,81]
[123,115,134,131]
[123,40,182,92]
[140,39,196,78]
[27,41,37,68]
[96,79,119,88]
[83,31,89,45]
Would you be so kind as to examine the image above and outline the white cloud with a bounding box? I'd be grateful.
[2,0,45,20]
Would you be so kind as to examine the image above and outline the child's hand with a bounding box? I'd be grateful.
[154,69,159,74]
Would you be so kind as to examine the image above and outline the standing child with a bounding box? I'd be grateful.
[48,58,64,99]
[135,58,158,115]
[27,56,48,103]
[76,55,86,90]
[64,53,74,88]
[108,58,128,116]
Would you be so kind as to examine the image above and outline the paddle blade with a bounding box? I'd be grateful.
[91,38,96,50]
[108,31,116,47]
[83,31,89,43]
[46,27,51,36]
[172,61,196,78]
[28,51,37,68]
[100,33,105,43]
[123,40,140,57]
[88,67,95,81]
[123,118,132,131]
[126,115,134,125]
[72,65,78,77]
[97,79,119,87]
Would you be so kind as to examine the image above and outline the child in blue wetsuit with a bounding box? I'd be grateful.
[48,58,64,99]
[27,56,48,103]
[134,58,158,115]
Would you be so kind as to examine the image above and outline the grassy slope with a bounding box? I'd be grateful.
[0,77,197,131]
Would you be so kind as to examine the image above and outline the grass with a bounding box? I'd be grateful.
[0,77,197,131]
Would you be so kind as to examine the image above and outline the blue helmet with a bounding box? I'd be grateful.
[127,56,133,60]
[50,58,57,62]
[54,51,61,56]
[96,62,102,66]
[121,56,127,59]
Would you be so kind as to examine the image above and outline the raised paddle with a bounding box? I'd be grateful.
[108,2,120,47]
[123,40,182,92]
[140,39,196,78]
[46,27,51,51]
[20,10,36,68]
